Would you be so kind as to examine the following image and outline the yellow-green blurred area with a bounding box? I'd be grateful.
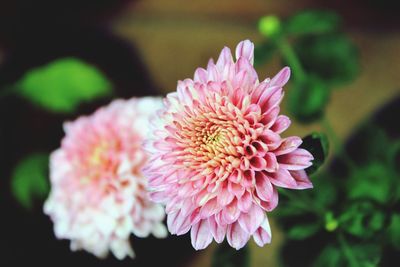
[1,0,399,266]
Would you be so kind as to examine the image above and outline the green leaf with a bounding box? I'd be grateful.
[387,213,400,249]
[347,163,395,204]
[287,222,321,240]
[339,201,385,239]
[11,153,49,209]
[288,75,330,123]
[294,33,359,86]
[351,243,381,267]
[312,174,337,208]
[313,245,344,267]
[212,242,250,267]
[254,41,277,67]
[300,132,329,175]
[285,10,341,36]
[16,58,112,113]
[313,243,381,267]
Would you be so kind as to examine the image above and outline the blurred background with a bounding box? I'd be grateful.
[1,0,399,266]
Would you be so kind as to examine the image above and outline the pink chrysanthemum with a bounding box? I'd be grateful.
[44,97,167,259]
[143,40,314,250]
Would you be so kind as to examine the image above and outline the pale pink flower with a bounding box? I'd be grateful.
[44,97,167,259]
[143,40,314,250]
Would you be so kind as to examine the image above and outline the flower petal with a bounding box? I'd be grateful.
[278,148,314,170]
[253,217,271,246]
[226,221,251,250]
[191,220,213,250]
[238,204,265,234]
[235,40,254,64]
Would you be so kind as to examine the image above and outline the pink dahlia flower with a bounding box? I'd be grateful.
[44,97,167,259]
[143,40,314,250]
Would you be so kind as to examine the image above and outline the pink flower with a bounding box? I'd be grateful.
[44,97,167,259]
[143,40,314,250]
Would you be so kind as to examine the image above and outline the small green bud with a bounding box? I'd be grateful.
[325,211,339,232]
[258,16,281,38]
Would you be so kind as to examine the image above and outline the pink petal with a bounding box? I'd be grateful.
[255,171,273,202]
[249,156,267,171]
[216,47,234,70]
[222,199,241,224]
[217,183,235,206]
[271,115,290,134]
[253,217,272,246]
[267,168,297,188]
[250,82,272,104]
[235,40,254,64]
[226,221,251,250]
[167,210,191,235]
[273,136,302,156]
[257,187,279,212]
[191,220,213,250]
[270,67,291,87]
[268,168,312,190]
[238,204,265,234]
[208,217,226,243]
[263,152,278,172]
[259,88,283,114]
[251,141,268,155]
[228,181,245,198]
[278,148,314,170]
[259,130,281,151]
[199,197,221,219]
[241,170,255,188]
[289,170,313,189]
[260,106,280,128]
[194,68,208,83]
[237,191,252,213]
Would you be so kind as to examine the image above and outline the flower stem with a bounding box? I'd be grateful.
[338,232,358,266]
[321,116,357,172]
[276,38,306,82]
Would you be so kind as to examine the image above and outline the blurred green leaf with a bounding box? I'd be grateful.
[300,132,329,175]
[285,10,340,36]
[340,202,385,239]
[351,124,391,164]
[351,243,381,267]
[287,222,321,240]
[16,58,112,113]
[212,242,250,267]
[313,242,380,267]
[294,33,359,86]
[313,245,344,267]
[288,75,330,123]
[347,163,395,204]
[313,175,337,208]
[11,153,49,209]
[387,213,400,249]
[254,41,277,67]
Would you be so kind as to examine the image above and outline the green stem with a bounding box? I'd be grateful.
[338,232,358,267]
[277,38,306,82]
[322,116,357,172]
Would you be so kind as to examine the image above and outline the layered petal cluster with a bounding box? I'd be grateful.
[44,97,167,259]
[144,40,314,250]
